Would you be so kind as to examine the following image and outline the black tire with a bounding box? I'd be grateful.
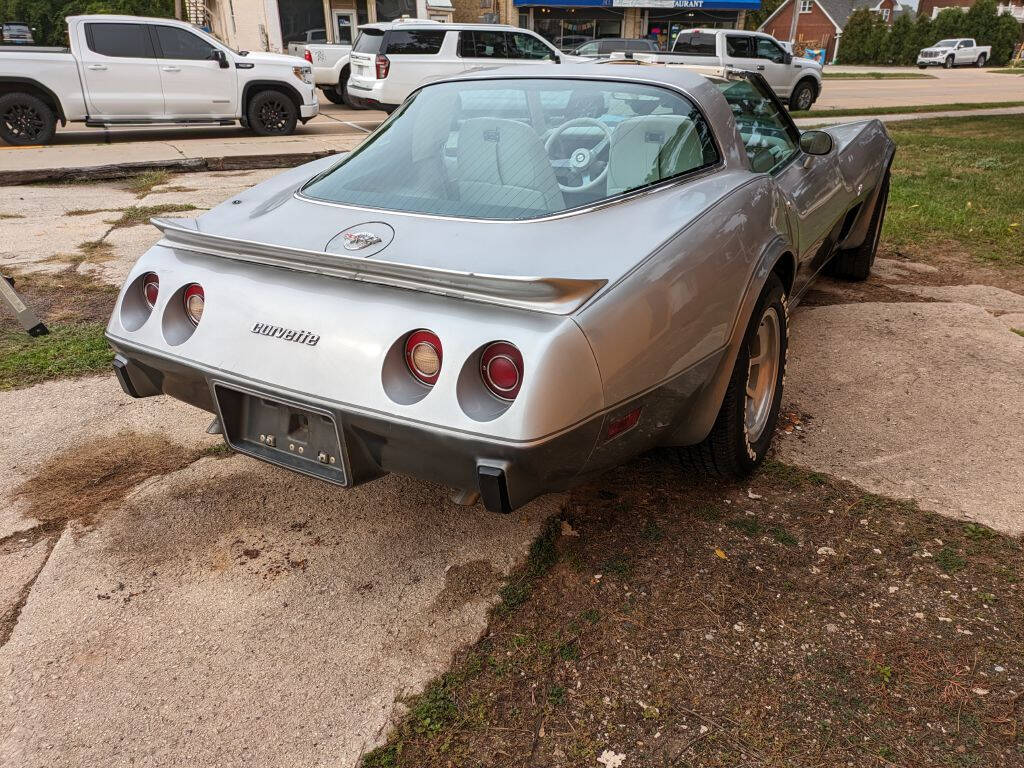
[321,85,345,104]
[918,64,928,69]
[976,53,986,68]
[827,170,890,281]
[679,273,788,477]
[944,54,954,69]
[790,79,816,111]
[0,92,56,146]
[246,89,298,136]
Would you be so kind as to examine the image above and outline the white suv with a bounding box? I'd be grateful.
[347,21,571,112]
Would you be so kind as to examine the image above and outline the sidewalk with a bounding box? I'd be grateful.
[794,104,1024,127]
[0,108,383,185]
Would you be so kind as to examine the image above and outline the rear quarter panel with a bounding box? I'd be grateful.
[0,48,86,120]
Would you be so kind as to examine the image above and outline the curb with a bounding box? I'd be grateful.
[0,150,341,187]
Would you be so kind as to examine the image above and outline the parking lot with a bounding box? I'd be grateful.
[2,65,1023,767]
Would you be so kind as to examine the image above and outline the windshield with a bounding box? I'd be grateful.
[302,78,719,221]
[935,39,958,47]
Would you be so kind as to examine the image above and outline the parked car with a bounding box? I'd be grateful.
[0,14,318,145]
[571,38,660,58]
[1,21,35,45]
[298,42,353,105]
[632,28,822,110]
[106,63,893,514]
[917,38,991,68]
[554,35,590,52]
[286,28,327,57]
[347,21,584,112]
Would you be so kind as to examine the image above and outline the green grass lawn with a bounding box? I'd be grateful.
[822,71,937,79]
[884,115,1023,265]
[0,323,112,391]
[791,100,1024,118]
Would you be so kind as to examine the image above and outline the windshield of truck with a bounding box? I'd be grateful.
[935,39,958,47]
[301,78,720,220]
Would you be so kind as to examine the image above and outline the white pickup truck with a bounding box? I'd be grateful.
[632,28,823,111]
[297,43,353,105]
[0,14,318,145]
[917,38,991,69]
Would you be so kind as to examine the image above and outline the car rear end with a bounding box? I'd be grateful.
[347,25,393,109]
[347,24,455,111]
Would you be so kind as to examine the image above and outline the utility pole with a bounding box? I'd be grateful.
[175,0,184,20]
[787,0,799,47]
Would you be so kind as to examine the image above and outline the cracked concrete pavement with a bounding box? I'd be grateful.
[2,169,1023,766]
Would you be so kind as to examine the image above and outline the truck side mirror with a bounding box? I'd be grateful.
[784,52,793,64]
[549,50,561,63]
[213,49,229,68]
[800,130,833,155]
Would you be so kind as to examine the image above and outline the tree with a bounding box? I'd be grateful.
[836,8,886,64]
[0,0,173,46]
[885,13,914,65]
[745,0,784,31]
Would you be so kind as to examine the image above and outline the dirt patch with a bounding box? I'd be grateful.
[0,269,117,332]
[885,241,1024,295]
[801,275,934,307]
[432,559,501,612]
[365,455,1024,768]
[13,432,203,529]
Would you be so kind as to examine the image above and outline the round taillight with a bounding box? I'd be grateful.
[481,342,523,401]
[183,284,204,326]
[405,329,442,386]
[142,272,159,309]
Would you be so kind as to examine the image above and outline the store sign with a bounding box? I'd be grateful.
[610,0,761,7]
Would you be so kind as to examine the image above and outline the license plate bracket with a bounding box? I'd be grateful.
[213,384,347,485]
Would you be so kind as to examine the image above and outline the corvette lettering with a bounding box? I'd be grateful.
[251,322,320,346]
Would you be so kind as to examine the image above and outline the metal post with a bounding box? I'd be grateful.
[175,0,184,20]
[0,275,48,336]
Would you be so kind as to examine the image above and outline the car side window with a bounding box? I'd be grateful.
[384,29,445,55]
[673,32,716,56]
[576,41,599,56]
[154,26,217,60]
[715,77,799,173]
[725,35,753,58]
[84,22,155,58]
[755,38,786,63]
[508,32,551,60]
[458,30,508,58]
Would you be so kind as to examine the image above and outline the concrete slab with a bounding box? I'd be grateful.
[0,541,52,632]
[897,284,1024,314]
[0,451,556,768]
[779,301,1024,535]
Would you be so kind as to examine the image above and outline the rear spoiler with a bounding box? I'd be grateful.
[151,217,606,315]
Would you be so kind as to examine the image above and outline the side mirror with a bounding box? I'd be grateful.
[549,51,561,63]
[784,52,793,64]
[800,130,833,155]
[213,49,229,68]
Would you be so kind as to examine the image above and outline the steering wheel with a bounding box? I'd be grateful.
[544,117,614,193]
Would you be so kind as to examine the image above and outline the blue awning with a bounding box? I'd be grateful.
[514,0,761,8]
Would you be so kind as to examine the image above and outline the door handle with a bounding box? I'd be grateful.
[757,64,765,70]
[86,64,107,71]
[161,66,181,72]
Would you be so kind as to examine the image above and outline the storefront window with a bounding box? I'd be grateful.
[647,10,739,50]
[531,8,623,51]
[278,0,327,45]
[375,0,417,23]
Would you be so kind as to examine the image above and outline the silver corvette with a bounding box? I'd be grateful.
[106,64,894,513]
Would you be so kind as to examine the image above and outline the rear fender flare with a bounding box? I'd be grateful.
[838,149,894,251]
[668,235,795,446]
[0,76,67,125]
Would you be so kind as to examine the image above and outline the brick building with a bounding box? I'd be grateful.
[759,0,911,61]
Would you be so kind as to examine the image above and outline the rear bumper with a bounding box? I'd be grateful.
[110,345,605,513]
[347,82,398,112]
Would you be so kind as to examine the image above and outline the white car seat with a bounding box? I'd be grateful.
[455,118,565,216]
[607,115,703,196]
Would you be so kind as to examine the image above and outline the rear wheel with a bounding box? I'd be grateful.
[247,90,298,136]
[679,273,788,477]
[790,79,816,111]
[827,170,890,281]
[321,85,345,104]
[0,92,56,146]
[976,53,987,68]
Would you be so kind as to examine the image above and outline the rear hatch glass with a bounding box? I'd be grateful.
[353,29,384,54]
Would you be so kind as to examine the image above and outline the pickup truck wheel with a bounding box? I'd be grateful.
[918,64,928,69]
[975,53,987,67]
[827,170,890,281]
[944,54,955,69]
[321,85,345,105]
[679,273,788,477]
[247,90,298,136]
[790,80,816,111]
[0,93,56,146]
